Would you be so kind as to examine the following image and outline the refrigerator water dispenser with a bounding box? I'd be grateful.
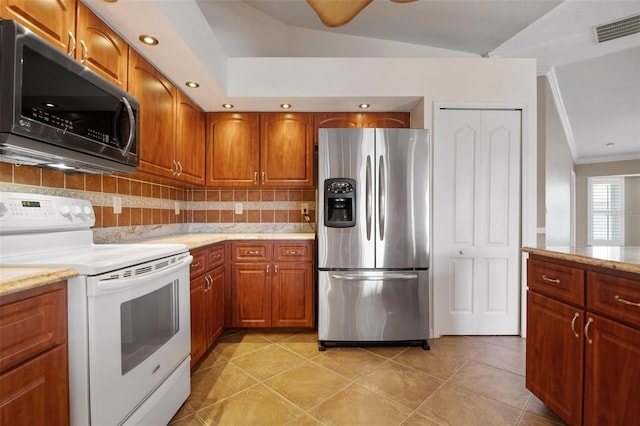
[324,178,356,227]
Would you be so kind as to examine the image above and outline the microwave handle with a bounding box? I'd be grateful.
[120,97,135,157]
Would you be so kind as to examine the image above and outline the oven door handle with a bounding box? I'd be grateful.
[92,254,193,294]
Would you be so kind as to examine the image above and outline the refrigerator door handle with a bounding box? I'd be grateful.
[331,273,418,281]
[366,155,372,241]
[378,155,386,241]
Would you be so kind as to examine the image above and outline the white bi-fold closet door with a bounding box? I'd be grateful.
[434,108,522,335]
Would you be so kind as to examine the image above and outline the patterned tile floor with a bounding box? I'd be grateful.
[170,331,566,425]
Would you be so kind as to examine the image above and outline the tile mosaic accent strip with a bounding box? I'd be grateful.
[0,164,318,242]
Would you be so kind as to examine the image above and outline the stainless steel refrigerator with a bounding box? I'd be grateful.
[317,128,430,351]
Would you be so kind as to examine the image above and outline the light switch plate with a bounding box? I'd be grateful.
[301,203,309,215]
[174,201,180,215]
[235,202,243,214]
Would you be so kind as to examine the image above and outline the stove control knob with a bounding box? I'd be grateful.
[0,202,6,217]
[83,205,93,216]
[59,204,71,216]
[72,205,82,216]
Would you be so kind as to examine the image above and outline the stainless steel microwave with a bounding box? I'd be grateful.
[0,19,139,174]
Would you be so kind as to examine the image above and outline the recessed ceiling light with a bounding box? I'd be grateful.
[139,35,159,45]
[185,81,200,88]
[280,103,292,109]
[358,103,370,109]
[222,104,234,109]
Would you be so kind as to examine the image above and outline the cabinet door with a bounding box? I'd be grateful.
[190,276,207,367]
[362,112,410,128]
[128,50,177,178]
[260,113,314,187]
[231,263,271,327]
[75,2,128,89]
[272,262,314,328]
[584,314,640,426]
[208,265,225,346]
[0,0,76,53]
[526,291,584,426]
[176,91,205,185]
[313,112,362,145]
[0,344,69,425]
[205,113,259,187]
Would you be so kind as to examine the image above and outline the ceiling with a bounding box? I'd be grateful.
[83,0,640,164]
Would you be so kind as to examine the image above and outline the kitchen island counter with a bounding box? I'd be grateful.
[0,267,77,297]
[134,232,316,251]
[522,246,640,275]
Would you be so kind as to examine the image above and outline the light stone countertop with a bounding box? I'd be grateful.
[522,246,640,275]
[134,233,316,250]
[0,267,78,298]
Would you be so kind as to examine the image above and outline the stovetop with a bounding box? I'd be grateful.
[0,192,187,275]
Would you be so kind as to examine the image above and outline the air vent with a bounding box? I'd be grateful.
[594,14,640,43]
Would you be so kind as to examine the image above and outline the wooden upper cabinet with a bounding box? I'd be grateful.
[313,112,362,144]
[313,112,411,144]
[260,112,314,188]
[176,91,205,185]
[206,113,260,187]
[128,50,177,178]
[362,112,411,128]
[0,0,76,53]
[75,2,128,89]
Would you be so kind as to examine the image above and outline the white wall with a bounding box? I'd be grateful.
[542,77,575,246]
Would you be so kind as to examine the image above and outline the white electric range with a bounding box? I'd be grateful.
[0,191,192,425]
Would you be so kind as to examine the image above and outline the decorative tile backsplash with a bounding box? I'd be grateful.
[0,164,317,236]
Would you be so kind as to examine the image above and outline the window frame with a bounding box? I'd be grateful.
[587,176,625,246]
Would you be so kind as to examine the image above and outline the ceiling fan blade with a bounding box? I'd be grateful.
[306,0,373,27]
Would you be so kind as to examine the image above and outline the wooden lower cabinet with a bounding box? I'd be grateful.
[0,281,69,425]
[526,255,640,426]
[272,262,314,327]
[0,344,69,425]
[583,314,640,426]
[189,244,225,367]
[230,240,314,329]
[526,291,584,425]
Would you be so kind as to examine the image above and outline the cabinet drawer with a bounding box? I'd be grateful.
[0,287,67,372]
[587,272,640,328]
[273,241,313,262]
[232,242,271,261]
[190,248,208,277]
[209,244,225,269]
[527,258,585,306]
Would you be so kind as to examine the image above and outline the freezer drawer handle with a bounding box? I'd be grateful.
[331,273,418,281]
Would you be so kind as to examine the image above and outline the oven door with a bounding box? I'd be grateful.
[86,253,192,426]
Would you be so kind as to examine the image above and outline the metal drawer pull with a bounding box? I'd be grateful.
[285,250,301,255]
[542,275,560,284]
[570,312,580,339]
[191,261,201,268]
[584,317,594,345]
[266,264,270,277]
[245,250,260,255]
[213,253,222,259]
[274,265,279,275]
[253,172,258,185]
[614,295,640,308]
